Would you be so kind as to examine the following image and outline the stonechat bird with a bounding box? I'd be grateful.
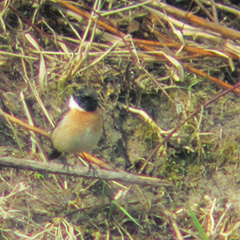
[49,88,102,160]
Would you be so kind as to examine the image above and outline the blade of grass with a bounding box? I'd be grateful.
[188,207,209,240]
[111,201,143,229]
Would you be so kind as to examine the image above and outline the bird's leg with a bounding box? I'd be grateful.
[80,152,97,177]
[58,154,75,171]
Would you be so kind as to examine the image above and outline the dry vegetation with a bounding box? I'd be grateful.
[0,0,240,239]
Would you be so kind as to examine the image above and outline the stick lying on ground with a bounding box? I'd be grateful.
[0,155,171,186]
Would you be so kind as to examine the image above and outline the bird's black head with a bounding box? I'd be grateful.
[72,88,99,112]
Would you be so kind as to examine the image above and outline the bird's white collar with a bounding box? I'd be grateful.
[69,96,85,112]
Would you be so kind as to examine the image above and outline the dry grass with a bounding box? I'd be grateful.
[0,0,240,239]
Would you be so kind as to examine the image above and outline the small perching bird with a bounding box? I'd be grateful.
[49,88,102,160]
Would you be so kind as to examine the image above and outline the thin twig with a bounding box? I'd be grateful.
[0,108,51,138]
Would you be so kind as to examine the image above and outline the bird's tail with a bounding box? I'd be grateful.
[48,148,62,160]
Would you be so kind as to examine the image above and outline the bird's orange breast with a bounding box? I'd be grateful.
[52,109,102,154]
